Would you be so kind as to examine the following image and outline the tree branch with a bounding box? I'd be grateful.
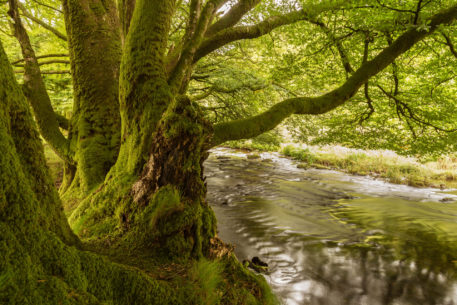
[8,0,73,163]
[205,0,261,37]
[413,0,424,25]
[14,59,70,67]
[307,17,354,75]
[211,4,457,146]
[17,2,67,41]
[168,0,225,91]
[375,0,416,14]
[194,9,309,63]
[119,0,136,41]
[442,32,457,58]
[30,0,63,13]
[15,69,71,74]
[378,85,457,133]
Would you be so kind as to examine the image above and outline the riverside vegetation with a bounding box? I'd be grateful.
[226,134,457,189]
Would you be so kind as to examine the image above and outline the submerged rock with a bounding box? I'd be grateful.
[247,154,261,160]
[243,256,269,273]
[440,197,454,203]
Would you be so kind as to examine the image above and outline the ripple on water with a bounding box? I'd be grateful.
[206,148,457,305]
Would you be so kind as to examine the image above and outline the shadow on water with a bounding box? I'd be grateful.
[205,148,457,305]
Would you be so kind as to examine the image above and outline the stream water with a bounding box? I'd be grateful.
[205,148,457,305]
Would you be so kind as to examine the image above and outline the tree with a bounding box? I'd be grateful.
[1,0,457,303]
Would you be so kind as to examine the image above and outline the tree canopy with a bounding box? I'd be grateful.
[2,0,457,156]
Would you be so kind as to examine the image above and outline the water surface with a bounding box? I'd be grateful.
[205,148,457,305]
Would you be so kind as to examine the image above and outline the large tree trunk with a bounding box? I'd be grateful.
[128,96,217,258]
[0,40,178,305]
[68,0,217,259]
[0,37,275,305]
[61,0,122,194]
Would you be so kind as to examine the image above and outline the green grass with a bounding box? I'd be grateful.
[281,145,457,189]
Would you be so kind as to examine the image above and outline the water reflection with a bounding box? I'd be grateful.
[205,148,457,305]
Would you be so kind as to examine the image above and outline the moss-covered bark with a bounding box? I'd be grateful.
[115,0,176,174]
[0,40,179,305]
[62,0,122,193]
[118,0,136,44]
[125,96,216,258]
[68,1,214,257]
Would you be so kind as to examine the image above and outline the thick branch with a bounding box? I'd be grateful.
[195,9,308,62]
[211,4,457,146]
[17,2,67,41]
[8,0,73,163]
[183,0,202,41]
[168,0,223,91]
[205,0,261,37]
[119,0,136,42]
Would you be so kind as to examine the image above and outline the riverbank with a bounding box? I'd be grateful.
[206,148,457,304]
[225,142,457,189]
[42,144,278,305]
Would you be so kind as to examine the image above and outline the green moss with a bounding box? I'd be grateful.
[63,0,122,193]
[0,41,180,305]
[115,0,176,174]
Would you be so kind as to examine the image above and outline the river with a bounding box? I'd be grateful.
[205,148,457,305]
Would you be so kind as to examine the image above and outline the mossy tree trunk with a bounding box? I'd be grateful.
[0,40,184,305]
[71,0,219,259]
[8,0,123,195]
[62,0,122,193]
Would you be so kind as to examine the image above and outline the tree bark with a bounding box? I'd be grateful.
[70,0,217,260]
[62,0,122,193]
[8,0,73,165]
[115,0,176,174]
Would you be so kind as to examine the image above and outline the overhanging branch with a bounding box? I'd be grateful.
[211,4,457,147]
